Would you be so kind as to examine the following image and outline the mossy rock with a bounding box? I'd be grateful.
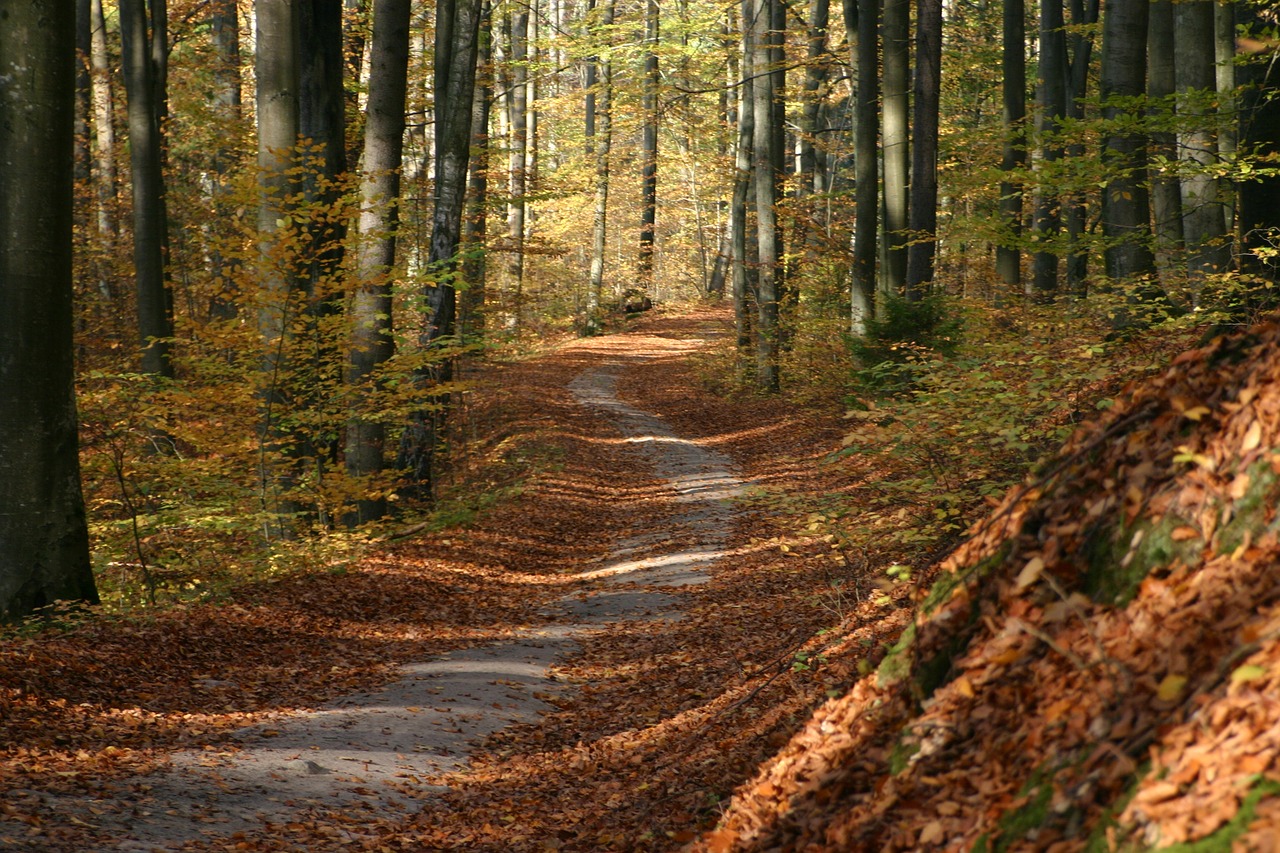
[1218,457,1280,554]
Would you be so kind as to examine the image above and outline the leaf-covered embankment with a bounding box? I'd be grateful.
[701,320,1280,851]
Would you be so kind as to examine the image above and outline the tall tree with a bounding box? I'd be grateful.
[506,7,529,324]
[904,0,942,296]
[0,0,99,619]
[89,0,118,243]
[1175,0,1229,280]
[207,0,242,320]
[1099,0,1157,285]
[850,0,879,333]
[1147,0,1183,284]
[730,0,757,354]
[795,0,831,254]
[398,0,484,499]
[585,0,615,335]
[638,0,660,294]
[1030,0,1067,298]
[751,0,781,390]
[881,0,909,293]
[346,0,412,524]
[995,0,1025,290]
[119,0,175,378]
[459,0,493,339]
[1237,10,1280,274]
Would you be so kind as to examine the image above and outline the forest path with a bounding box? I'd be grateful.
[6,310,802,852]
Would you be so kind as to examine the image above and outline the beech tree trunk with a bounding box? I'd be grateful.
[730,0,756,354]
[1099,0,1157,285]
[459,0,492,339]
[208,0,241,320]
[1175,0,1229,281]
[1030,0,1066,298]
[398,0,483,500]
[1147,0,1183,285]
[585,0,614,336]
[751,0,780,391]
[850,0,878,334]
[0,0,99,620]
[905,0,942,297]
[119,0,175,378]
[89,0,117,243]
[995,0,1025,290]
[881,0,909,293]
[638,0,660,293]
[345,0,411,524]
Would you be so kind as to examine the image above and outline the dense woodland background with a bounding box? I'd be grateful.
[3,0,1280,627]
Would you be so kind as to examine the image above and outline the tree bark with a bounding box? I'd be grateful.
[89,0,118,242]
[1175,0,1229,281]
[585,0,615,335]
[851,0,878,334]
[1030,0,1066,298]
[905,0,942,296]
[460,0,492,339]
[398,0,483,500]
[119,0,175,378]
[208,0,241,320]
[881,0,909,294]
[995,0,1025,290]
[752,0,780,390]
[731,0,756,355]
[506,7,529,325]
[344,0,411,524]
[1147,0,1182,286]
[638,0,660,294]
[1099,0,1157,285]
[0,0,99,619]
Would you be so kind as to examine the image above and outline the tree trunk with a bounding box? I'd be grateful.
[75,0,93,182]
[795,0,830,258]
[208,0,241,320]
[0,0,99,620]
[638,0,660,294]
[1029,0,1066,298]
[904,0,942,296]
[459,0,492,339]
[398,0,483,500]
[752,0,780,391]
[851,0,878,334]
[1175,0,1229,282]
[995,0,1025,290]
[119,0,175,378]
[1063,0,1097,293]
[255,0,302,536]
[881,0,909,294]
[89,0,118,243]
[1237,12,1280,276]
[506,7,528,325]
[1147,0,1182,287]
[1099,0,1157,286]
[731,0,756,354]
[344,0,411,524]
[585,0,615,335]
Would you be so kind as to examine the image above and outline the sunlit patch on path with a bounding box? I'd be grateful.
[28,336,745,851]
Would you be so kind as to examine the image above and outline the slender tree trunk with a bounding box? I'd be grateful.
[459,0,492,339]
[752,0,780,391]
[1147,0,1182,287]
[346,0,411,524]
[1063,0,1097,293]
[1175,0,1229,282]
[90,0,118,243]
[1214,0,1237,239]
[995,0,1025,290]
[0,0,99,619]
[506,8,528,325]
[119,0,175,378]
[1030,0,1066,298]
[255,0,302,536]
[881,0,909,293]
[586,0,615,335]
[850,0,878,334]
[75,0,93,182]
[731,0,756,354]
[398,0,483,500]
[905,0,942,296]
[638,0,660,293]
[208,0,241,320]
[794,0,830,259]
[1237,11,1280,275]
[1099,0,1157,287]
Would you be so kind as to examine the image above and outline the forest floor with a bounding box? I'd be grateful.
[1,307,900,851]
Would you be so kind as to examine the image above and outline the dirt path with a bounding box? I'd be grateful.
[4,316,759,851]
